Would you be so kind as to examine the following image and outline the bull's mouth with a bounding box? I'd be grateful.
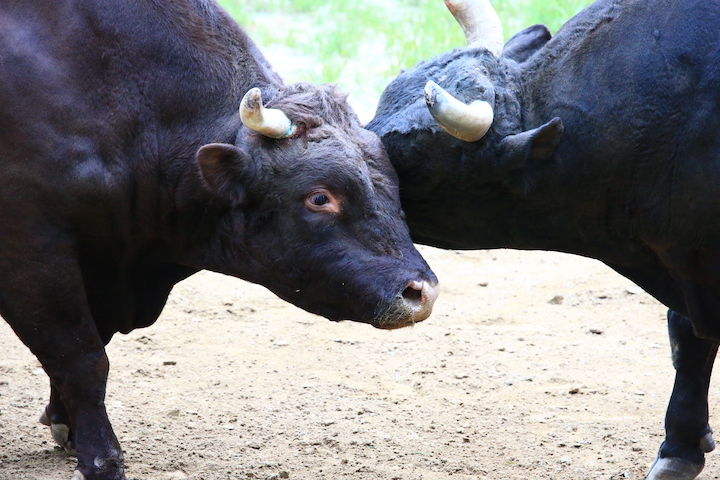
[274,277,440,329]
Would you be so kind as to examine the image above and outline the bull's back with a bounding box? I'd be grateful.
[532,0,720,239]
[0,0,246,237]
[542,0,720,136]
[0,1,117,235]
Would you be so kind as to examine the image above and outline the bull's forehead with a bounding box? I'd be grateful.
[297,137,382,195]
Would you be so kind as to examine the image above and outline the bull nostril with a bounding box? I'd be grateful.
[382,279,439,329]
[402,280,424,305]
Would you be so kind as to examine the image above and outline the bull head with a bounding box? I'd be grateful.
[424,0,503,142]
[240,87,296,139]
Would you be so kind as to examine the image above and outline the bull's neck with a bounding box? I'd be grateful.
[100,0,284,267]
[498,64,637,261]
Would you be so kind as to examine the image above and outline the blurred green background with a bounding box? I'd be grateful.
[218,0,593,119]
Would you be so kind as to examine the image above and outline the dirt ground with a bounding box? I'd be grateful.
[1,247,719,480]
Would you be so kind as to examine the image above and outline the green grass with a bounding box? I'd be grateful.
[218,0,593,108]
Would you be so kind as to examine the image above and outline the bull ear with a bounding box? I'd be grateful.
[196,143,258,205]
[502,24,552,63]
[498,117,563,169]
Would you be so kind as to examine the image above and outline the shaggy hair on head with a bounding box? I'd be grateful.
[265,83,360,133]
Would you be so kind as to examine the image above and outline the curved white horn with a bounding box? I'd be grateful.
[424,81,493,142]
[445,0,504,57]
[240,88,295,139]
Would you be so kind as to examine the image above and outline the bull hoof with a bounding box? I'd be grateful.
[39,410,77,455]
[646,455,704,480]
[51,423,77,455]
[700,431,715,453]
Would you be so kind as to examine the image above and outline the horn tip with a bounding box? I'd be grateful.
[424,81,440,106]
[241,87,263,111]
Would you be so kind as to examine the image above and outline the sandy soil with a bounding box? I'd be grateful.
[1,247,718,480]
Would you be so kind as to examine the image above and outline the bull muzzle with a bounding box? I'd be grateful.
[380,279,440,330]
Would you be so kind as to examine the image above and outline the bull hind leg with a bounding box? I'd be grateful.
[39,384,77,455]
[647,310,717,480]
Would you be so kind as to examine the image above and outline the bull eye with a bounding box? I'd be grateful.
[310,193,329,206]
[305,189,341,214]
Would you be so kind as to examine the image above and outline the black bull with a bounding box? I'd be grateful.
[367,0,720,478]
[0,0,439,479]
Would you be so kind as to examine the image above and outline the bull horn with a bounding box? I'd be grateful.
[240,88,295,139]
[445,0,504,57]
[424,81,493,142]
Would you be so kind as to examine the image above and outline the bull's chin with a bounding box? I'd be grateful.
[294,303,428,330]
[333,315,423,330]
[370,317,424,330]
[329,299,436,330]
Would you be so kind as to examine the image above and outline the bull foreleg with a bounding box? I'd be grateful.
[42,348,124,480]
[0,249,127,480]
[647,309,717,480]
